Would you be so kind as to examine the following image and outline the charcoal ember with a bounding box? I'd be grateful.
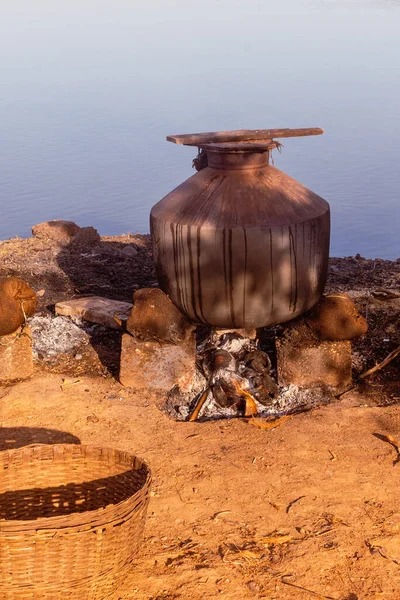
[165,366,207,420]
[253,373,280,406]
[212,380,236,408]
[198,348,235,379]
[198,354,212,379]
[239,366,259,379]
[243,349,272,374]
[216,376,243,403]
[210,349,236,372]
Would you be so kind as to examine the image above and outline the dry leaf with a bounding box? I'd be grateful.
[60,378,81,390]
[286,496,306,513]
[261,534,293,546]
[212,510,231,521]
[236,549,261,560]
[250,415,292,430]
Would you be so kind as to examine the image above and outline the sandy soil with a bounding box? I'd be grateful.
[2,376,400,600]
[1,233,400,600]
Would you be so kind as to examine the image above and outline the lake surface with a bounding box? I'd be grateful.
[1,0,400,259]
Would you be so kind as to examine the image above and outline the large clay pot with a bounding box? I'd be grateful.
[150,129,330,329]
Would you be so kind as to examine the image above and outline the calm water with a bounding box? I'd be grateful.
[1,0,400,258]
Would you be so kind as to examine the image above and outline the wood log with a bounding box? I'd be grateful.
[167,127,323,146]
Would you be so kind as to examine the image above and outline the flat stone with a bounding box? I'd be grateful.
[126,288,194,344]
[305,293,368,341]
[32,220,80,245]
[276,323,352,391]
[55,296,133,329]
[0,326,33,382]
[119,333,196,391]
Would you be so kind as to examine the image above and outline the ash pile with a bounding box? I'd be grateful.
[119,288,369,422]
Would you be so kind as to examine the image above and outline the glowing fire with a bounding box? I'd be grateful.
[231,379,258,417]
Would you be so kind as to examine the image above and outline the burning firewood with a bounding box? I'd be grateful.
[231,379,258,417]
[188,387,211,422]
[188,347,259,420]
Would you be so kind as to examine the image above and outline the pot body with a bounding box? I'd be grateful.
[150,149,330,328]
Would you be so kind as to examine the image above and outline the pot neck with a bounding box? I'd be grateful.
[206,149,270,171]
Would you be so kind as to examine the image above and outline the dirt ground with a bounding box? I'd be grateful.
[1,233,400,600]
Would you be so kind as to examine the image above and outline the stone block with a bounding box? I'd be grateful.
[305,293,368,341]
[276,324,352,391]
[0,326,33,382]
[32,220,80,245]
[0,277,37,336]
[55,296,133,329]
[119,333,196,391]
[126,288,194,344]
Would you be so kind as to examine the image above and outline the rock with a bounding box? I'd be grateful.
[305,293,368,341]
[121,245,139,257]
[0,277,37,336]
[119,332,196,391]
[0,326,33,382]
[68,226,101,248]
[126,288,195,344]
[55,296,133,329]
[32,220,80,244]
[276,323,352,391]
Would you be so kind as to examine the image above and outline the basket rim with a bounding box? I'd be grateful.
[0,444,152,532]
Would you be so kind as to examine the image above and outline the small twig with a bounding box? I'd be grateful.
[365,540,400,565]
[359,345,400,380]
[281,577,337,600]
[0,388,11,400]
[286,496,306,514]
[373,433,400,465]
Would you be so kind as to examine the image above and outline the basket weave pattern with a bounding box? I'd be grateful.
[0,444,151,600]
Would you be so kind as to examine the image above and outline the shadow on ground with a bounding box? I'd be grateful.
[0,427,80,451]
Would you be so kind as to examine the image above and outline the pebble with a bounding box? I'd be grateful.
[86,414,99,423]
[246,581,260,592]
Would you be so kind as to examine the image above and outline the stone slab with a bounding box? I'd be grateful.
[55,296,133,330]
[0,326,33,382]
[119,333,196,391]
[277,334,352,391]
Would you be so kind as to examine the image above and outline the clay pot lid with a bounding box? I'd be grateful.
[166,127,323,147]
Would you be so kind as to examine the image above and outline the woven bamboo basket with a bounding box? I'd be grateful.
[0,444,151,600]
